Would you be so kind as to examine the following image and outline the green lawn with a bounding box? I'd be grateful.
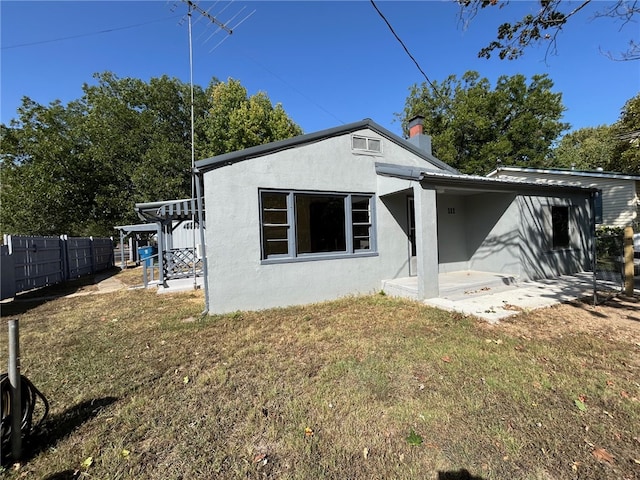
[1,270,638,479]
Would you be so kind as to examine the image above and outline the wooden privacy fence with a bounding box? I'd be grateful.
[1,235,114,300]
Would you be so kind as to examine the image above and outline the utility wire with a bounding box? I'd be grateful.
[369,0,437,89]
[241,50,346,126]
[369,0,447,105]
[2,15,181,50]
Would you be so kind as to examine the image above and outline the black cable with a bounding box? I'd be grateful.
[0,373,49,465]
[369,0,437,91]
[1,15,181,51]
[369,0,453,113]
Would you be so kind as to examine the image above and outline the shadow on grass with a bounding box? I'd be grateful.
[438,469,485,480]
[20,397,118,464]
[42,470,80,480]
[0,267,122,317]
[568,293,640,322]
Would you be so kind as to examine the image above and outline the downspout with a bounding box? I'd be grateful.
[194,167,210,314]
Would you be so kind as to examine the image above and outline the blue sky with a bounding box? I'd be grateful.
[1,1,638,138]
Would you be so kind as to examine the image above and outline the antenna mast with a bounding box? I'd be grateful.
[182,0,233,211]
[173,0,254,291]
[184,0,233,34]
[183,0,230,290]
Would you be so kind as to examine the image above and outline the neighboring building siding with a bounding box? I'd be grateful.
[203,127,444,313]
[171,220,200,249]
[494,171,637,227]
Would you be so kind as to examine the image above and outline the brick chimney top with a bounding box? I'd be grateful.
[406,115,432,155]
[408,115,425,138]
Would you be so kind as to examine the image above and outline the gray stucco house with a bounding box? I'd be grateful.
[194,118,596,314]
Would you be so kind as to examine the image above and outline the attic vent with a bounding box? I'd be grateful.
[352,135,382,154]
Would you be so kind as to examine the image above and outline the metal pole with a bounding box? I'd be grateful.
[119,230,126,269]
[591,192,597,306]
[188,4,198,289]
[8,319,22,462]
[142,260,148,289]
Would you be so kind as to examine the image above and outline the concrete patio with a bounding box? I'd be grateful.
[383,271,620,323]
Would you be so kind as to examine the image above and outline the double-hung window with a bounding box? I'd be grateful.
[260,190,376,261]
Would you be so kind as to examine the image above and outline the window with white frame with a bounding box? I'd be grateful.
[352,135,382,153]
[260,190,375,261]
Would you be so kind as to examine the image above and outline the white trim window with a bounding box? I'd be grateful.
[260,189,376,262]
[352,135,382,154]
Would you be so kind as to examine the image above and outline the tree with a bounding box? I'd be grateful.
[0,98,92,235]
[79,72,208,231]
[399,71,569,175]
[546,93,640,174]
[549,125,617,170]
[0,74,303,236]
[610,93,640,173]
[201,78,303,158]
[457,0,639,61]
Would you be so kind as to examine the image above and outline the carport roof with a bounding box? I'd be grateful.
[487,166,640,181]
[375,163,600,195]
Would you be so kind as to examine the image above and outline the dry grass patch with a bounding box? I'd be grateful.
[0,273,638,479]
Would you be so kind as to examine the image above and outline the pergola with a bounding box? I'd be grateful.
[132,197,206,286]
[113,223,158,269]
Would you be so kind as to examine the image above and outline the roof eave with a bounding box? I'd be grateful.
[195,118,459,175]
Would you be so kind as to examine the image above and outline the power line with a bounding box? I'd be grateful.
[241,51,346,126]
[369,0,440,94]
[1,15,181,50]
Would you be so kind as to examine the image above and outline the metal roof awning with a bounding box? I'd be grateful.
[375,162,599,195]
[135,198,204,223]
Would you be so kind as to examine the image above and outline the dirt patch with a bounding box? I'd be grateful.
[494,294,640,346]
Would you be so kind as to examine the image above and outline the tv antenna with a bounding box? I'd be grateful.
[169,0,255,290]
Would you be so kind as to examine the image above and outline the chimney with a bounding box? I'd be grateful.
[407,115,432,155]
[409,115,424,138]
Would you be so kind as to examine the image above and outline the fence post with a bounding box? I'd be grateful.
[624,226,634,296]
[8,320,22,463]
[60,235,69,281]
[89,236,96,275]
[143,260,148,289]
